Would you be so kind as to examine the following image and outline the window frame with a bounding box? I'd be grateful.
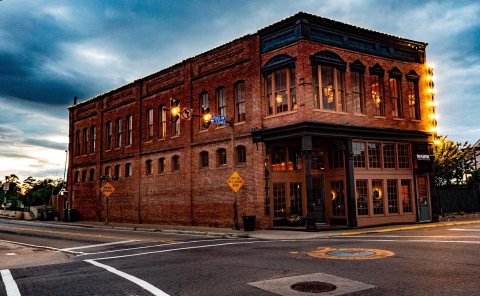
[351,70,365,114]
[147,108,154,140]
[234,81,246,122]
[125,163,132,178]
[216,87,226,118]
[171,155,180,172]
[235,145,247,165]
[145,159,152,175]
[407,79,421,120]
[158,158,165,174]
[265,68,296,116]
[126,115,133,146]
[116,118,122,148]
[106,121,112,150]
[159,106,167,139]
[199,92,209,130]
[200,151,209,169]
[216,148,227,167]
[313,64,346,112]
[389,74,403,118]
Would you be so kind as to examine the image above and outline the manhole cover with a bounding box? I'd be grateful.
[307,247,395,260]
[291,281,337,293]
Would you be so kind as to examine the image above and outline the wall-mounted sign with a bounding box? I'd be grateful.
[416,154,431,161]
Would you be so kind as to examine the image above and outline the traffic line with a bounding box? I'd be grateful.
[449,228,480,232]
[1,269,21,296]
[0,239,82,255]
[61,240,139,251]
[85,260,169,296]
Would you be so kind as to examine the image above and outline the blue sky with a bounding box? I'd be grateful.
[1,0,479,181]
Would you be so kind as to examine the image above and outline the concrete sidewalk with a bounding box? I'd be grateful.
[46,219,480,240]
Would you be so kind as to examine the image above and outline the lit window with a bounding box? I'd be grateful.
[389,68,403,118]
[331,180,345,217]
[290,183,303,216]
[350,60,365,114]
[145,160,152,175]
[234,81,246,122]
[106,121,112,150]
[159,107,166,139]
[200,151,209,169]
[116,118,122,148]
[356,180,368,216]
[372,179,384,215]
[370,64,385,116]
[273,183,287,218]
[200,92,209,130]
[401,179,412,212]
[216,148,227,167]
[126,115,133,146]
[407,79,421,120]
[312,51,346,112]
[147,108,154,140]
[216,87,226,118]
[236,145,246,165]
[266,68,296,115]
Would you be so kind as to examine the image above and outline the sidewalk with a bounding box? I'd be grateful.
[48,219,480,240]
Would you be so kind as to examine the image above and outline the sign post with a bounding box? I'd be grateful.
[100,182,115,224]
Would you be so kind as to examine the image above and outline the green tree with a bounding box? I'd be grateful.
[433,136,474,186]
[21,178,63,206]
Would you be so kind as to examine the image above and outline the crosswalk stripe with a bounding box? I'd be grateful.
[1,269,21,296]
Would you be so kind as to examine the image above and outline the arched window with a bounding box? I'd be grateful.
[200,151,209,169]
[125,163,132,177]
[406,70,420,120]
[145,159,152,175]
[114,164,121,178]
[74,171,80,183]
[388,67,403,118]
[236,145,247,165]
[369,64,385,116]
[81,170,87,183]
[158,157,165,174]
[263,55,296,115]
[216,148,227,167]
[105,166,111,177]
[172,155,180,172]
[89,168,95,182]
[234,81,246,122]
[350,60,366,114]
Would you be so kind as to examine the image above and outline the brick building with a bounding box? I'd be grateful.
[68,12,437,229]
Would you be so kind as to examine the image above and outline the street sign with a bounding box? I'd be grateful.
[181,108,193,120]
[212,115,226,125]
[226,171,245,193]
[100,182,115,197]
[3,182,9,192]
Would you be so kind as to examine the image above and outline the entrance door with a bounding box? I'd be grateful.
[312,175,327,224]
[417,175,431,222]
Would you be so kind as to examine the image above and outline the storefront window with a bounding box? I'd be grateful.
[312,148,324,170]
[387,179,399,214]
[271,147,286,171]
[331,180,345,216]
[273,183,287,218]
[372,179,384,215]
[289,183,303,216]
[356,180,368,216]
[401,179,412,212]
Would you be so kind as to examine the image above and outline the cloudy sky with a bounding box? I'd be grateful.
[1,0,479,181]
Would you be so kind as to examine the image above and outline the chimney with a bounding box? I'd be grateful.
[73,96,78,105]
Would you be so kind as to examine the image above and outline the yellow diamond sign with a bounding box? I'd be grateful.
[227,171,245,193]
[100,182,115,197]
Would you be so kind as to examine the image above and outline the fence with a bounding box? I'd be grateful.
[436,186,480,213]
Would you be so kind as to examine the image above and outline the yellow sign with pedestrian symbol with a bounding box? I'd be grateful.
[100,182,115,197]
[227,171,244,193]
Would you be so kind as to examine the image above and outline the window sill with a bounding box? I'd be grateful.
[199,129,209,133]
[410,119,421,122]
[264,110,297,119]
[171,135,180,139]
[216,125,228,130]
[353,113,367,117]
[234,121,245,126]
[145,141,153,144]
[373,116,387,119]
[235,163,247,168]
[313,109,348,115]
[216,165,227,170]
[157,138,166,141]
[393,117,405,121]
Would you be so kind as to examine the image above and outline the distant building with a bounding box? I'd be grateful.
[67,12,436,229]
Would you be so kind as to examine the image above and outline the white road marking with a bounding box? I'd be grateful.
[1,269,21,296]
[85,260,169,296]
[61,240,139,251]
[76,238,244,257]
[0,239,83,254]
[449,228,480,232]
[93,240,272,261]
[349,235,480,238]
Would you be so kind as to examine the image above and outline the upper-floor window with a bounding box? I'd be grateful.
[116,118,122,148]
[217,148,227,167]
[172,155,180,172]
[236,145,246,165]
[351,60,365,114]
[312,51,346,112]
[105,166,111,177]
[74,171,79,183]
[158,158,165,174]
[114,164,121,178]
[370,64,385,116]
[75,130,80,156]
[200,151,209,169]
[82,128,89,155]
[126,115,132,146]
[216,87,226,118]
[159,106,167,139]
[106,121,112,150]
[353,142,366,168]
[397,144,410,169]
[90,126,96,153]
[389,68,403,118]
[145,159,152,175]
[199,92,209,130]
[147,108,154,140]
[234,81,246,122]
[406,71,421,120]
[266,68,296,115]
[81,170,87,183]
[171,115,180,137]
[383,144,396,168]
[367,143,381,168]
[89,168,95,182]
[125,163,132,177]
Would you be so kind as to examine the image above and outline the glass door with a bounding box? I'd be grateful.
[416,175,431,222]
[312,175,327,224]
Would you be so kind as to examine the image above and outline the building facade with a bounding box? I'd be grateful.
[68,13,436,229]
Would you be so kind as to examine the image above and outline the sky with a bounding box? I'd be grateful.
[0,0,479,181]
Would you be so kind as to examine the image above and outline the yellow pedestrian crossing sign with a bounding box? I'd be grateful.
[227,171,244,193]
[100,182,115,197]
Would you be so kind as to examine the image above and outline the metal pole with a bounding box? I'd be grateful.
[106,196,109,225]
[229,121,239,230]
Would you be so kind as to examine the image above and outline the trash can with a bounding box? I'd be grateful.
[69,209,80,222]
[242,215,256,231]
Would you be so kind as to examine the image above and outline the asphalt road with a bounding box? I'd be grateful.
[1,219,480,295]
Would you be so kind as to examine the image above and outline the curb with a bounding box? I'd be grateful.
[340,220,480,236]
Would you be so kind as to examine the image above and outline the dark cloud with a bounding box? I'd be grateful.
[22,138,67,151]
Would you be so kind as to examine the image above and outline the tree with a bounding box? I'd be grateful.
[433,136,474,186]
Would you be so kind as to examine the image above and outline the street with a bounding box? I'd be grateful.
[1,220,480,295]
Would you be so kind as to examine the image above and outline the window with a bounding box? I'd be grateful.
[105,166,111,177]
[266,68,296,115]
[81,170,87,183]
[236,145,246,165]
[116,118,122,148]
[287,146,302,171]
[356,180,368,216]
[389,74,402,118]
[331,180,345,216]
[387,180,399,214]
[372,179,384,215]
[145,159,152,175]
[313,65,345,111]
[200,151,209,169]
[312,148,324,170]
[125,163,132,177]
[401,179,412,212]
[200,92,209,130]
[407,79,420,120]
[353,142,366,168]
[351,71,365,114]
[328,147,344,169]
[290,183,303,216]
[90,126,96,153]
[234,81,246,122]
[147,108,154,140]
[75,130,80,156]
[271,146,286,171]
[370,75,385,116]
[74,171,79,183]
[383,144,396,168]
[171,155,180,172]
[171,115,180,137]
[158,158,165,174]
[398,144,410,169]
[216,87,226,118]
[159,107,166,139]
[273,183,287,218]
[106,121,112,150]
[367,143,381,168]
[126,115,133,146]
[82,128,89,155]
[216,148,227,167]
[89,169,95,182]
[114,164,120,178]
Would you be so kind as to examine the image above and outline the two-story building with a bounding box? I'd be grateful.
[68,12,436,229]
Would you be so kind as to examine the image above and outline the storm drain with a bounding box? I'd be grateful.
[291,281,337,293]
